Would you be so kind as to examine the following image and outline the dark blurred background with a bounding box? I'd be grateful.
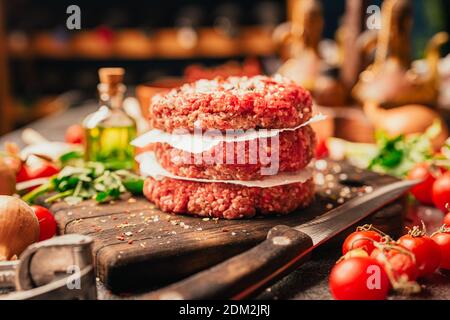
[0,0,449,134]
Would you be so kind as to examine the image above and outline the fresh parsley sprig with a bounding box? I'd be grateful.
[22,153,144,205]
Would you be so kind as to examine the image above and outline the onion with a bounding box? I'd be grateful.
[0,196,40,260]
[364,102,449,150]
[0,158,16,195]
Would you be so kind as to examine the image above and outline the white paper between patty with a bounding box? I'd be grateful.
[136,152,313,188]
[131,113,326,154]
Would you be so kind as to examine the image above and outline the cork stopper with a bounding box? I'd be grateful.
[98,67,125,85]
[98,68,125,96]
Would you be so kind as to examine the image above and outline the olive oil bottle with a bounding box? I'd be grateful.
[83,68,137,170]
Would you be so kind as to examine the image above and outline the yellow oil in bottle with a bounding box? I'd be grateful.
[85,125,137,170]
[83,68,138,170]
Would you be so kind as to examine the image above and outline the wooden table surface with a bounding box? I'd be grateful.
[2,102,450,300]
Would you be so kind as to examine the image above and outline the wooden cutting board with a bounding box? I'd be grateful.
[51,161,405,293]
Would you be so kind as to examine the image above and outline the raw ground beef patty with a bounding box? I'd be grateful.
[143,75,316,219]
[152,125,316,180]
[143,178,315,219]
[149,75,313,132]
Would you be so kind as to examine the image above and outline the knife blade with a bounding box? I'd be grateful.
[144,179,418,300]
[297,179,418,246]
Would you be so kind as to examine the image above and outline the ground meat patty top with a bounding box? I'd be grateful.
[149,75,313,132]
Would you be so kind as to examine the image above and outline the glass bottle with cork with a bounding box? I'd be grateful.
[83,68,137,170]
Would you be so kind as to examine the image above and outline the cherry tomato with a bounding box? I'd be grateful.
[431,230,450,270]
[15,163,31,183]
[432,171,450,212]
[329,257,390,300]
[444,213,450,227]
[65,124,85,145]
[314,137,329,159]
[341,248,369,260]
[32,205,57,241]
[371,246,418,282]
[398,233,441,277]
[16,161,59,183]
[342,230,383,255]
[407,163,437,205]
[27,162,59,180]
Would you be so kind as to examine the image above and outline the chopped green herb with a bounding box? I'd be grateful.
[123,178,145,195]
[22,159,144,205]
[368,129,434,177]
[330,120,441,178]
[59,151,84,166]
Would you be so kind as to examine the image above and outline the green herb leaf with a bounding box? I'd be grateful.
[59,151,84,165]
[108,188,121,199]
[95,191,109,203]
[368,130,433,177]
[45,190,74,204]
[22,182,54,204]
[123,178,144,195]
[23,157,144,205]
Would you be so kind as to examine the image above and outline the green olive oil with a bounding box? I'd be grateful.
[83,68,137,170]
[85,125,136,170]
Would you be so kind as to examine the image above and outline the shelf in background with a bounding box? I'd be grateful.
[7,27,278,61]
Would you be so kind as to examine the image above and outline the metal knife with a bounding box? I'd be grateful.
[145,179,418,300]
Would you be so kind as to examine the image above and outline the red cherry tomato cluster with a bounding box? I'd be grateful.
[329,223,449,300]
[431,228,450,270]
[65,124,85,145]
[407,163,437,205]
[31,205,57,241]
[398,228,441,278]
[444,213,450,227]
[370,246,418,283]
[329,257,390,300]
[342,230,382,255]
[432,172,450,212]
[16,161,60,183]
[408,163,450,212]
[2,143,60,184]
[314,137,329,159]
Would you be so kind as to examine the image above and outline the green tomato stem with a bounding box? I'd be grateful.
[45,190,74,203]
[22,182,54,204]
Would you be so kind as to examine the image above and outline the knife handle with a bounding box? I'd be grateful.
[144,225,313,300]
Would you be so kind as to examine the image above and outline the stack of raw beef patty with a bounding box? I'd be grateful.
[141,75,316,219]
